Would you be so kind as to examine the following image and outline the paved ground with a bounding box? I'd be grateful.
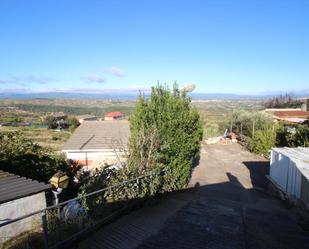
[76,143,309,249]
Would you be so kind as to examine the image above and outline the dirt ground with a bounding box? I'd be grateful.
[76,143,309,249]
[190,143,269,189]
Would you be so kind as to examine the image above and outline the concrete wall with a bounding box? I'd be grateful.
[104,116,115,121]
[270,150,302,198]
[270,149,309,208]
[66,150,117,161]
[0,192,47,244]
[64,149,125,167]
[104,116,124,121]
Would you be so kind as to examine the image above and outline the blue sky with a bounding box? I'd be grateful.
[0,0,308,94]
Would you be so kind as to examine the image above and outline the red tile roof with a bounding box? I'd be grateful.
[104,111,125,118]
[273,111,309,118]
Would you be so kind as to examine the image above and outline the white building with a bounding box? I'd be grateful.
[62,120,130,169]
[77,114,97,124]
[104,111,125,121]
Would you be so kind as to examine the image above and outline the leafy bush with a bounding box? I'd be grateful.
[293,124,309,147]
[67,116,80,132]
[276,124,309,147]
[0,131,80,184]
[128,84,203,191]
[220,110,273,137]
[249,128,276,158]
[45,116,59,129]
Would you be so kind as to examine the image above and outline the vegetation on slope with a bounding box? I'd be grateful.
[13,103,135,117]
[264,94,303,108]
[0,127,70,151]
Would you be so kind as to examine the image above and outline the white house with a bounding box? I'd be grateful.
[104,111,125,121]
[62,120,130,169]
[77,114,97,124]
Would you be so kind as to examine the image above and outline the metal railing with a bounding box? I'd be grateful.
[0,170,164,249]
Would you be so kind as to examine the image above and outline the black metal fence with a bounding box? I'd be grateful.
[0,170,163,249]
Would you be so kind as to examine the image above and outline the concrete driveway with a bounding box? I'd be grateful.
[76,143,309,249]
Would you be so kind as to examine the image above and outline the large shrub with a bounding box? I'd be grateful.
[293,124,309,147]
[128,84,203,190]
[276,124,309,147]
[45,116,59,129]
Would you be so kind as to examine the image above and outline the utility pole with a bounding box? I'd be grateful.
[252,120,255,137]
[240,123,243,135]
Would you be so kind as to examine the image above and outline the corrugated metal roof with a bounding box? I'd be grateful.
[278,117,306,123]
[0,171,51,204]
[62,120,130,151]
[273,111,309,118]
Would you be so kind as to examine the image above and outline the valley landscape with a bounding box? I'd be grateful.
[0,97,265,151]
[1,1,309,249]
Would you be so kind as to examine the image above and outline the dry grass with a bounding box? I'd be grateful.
[0,126,71,151]
[0,99,136,108]
[0,99,265,146]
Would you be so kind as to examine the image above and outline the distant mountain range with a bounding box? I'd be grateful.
[0,90,308,100]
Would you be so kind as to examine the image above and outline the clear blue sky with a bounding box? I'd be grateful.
[0,0,308,94]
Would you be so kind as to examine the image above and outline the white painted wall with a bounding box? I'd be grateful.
[65,149,118,161]
[63,149,126,169]
[270,148,309,207]
[0,192,47,244]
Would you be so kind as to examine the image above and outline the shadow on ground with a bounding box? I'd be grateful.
[76,165,309,249]
[243,161,270,189]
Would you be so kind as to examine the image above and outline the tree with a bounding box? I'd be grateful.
[128,84,203,190]
[67,116,80,132]
[249,127,276,158]
[45,116,58,129]
[264,94,302,108]
[293,124,309,147]
[278,124,309,147]
[220,110,273,137]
